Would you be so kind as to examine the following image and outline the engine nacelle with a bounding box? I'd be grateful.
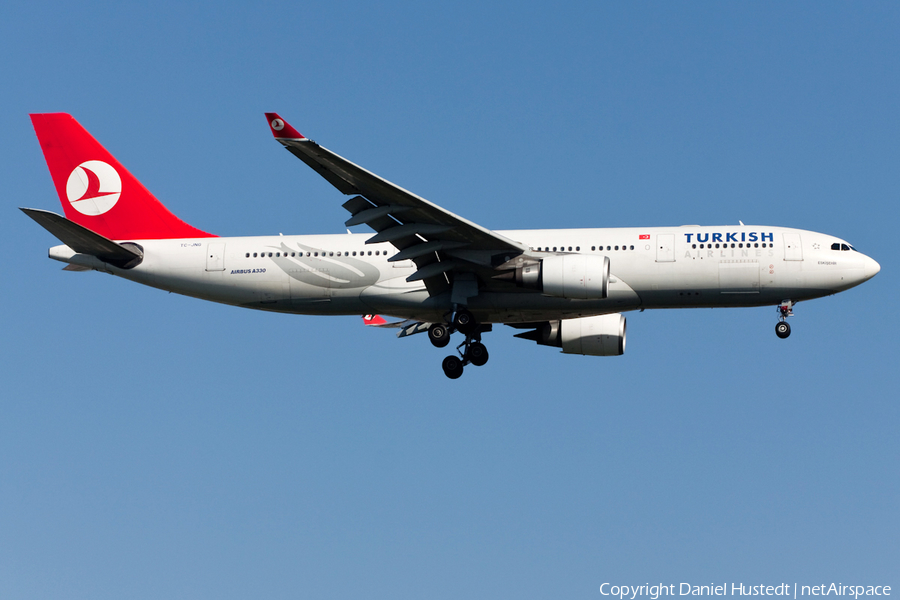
[515,255,609,299]
[515,314,626,356]
[560,313,626,356]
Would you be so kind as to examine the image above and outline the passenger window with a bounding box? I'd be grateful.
[252,252,257,257]
[630,245,634,250]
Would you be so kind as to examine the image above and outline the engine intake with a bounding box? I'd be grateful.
[515,255,609,299]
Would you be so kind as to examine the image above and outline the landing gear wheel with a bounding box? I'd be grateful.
[442,355,464,379]
[453,309,476,335]
[775,321,791,339]
[467,342,489,366]
[428,323,450,348]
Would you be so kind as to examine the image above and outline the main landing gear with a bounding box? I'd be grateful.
[430,309,490,379]
[775,300,794,339]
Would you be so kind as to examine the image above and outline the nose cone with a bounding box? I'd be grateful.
[864,254,881,281]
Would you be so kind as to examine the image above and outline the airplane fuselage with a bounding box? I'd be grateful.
[50,224,879,324]
[27,112,881,378]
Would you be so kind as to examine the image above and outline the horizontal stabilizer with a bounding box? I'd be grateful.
[21,208,143,268]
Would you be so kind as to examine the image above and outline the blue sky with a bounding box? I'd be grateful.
[1,2,897,598]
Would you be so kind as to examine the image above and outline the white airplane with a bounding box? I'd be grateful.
[23,113,880,378]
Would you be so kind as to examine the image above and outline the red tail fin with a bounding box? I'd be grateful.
[30,113,214,240]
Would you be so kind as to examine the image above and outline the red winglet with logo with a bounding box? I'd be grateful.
[363,314,388,326]
[30,113,215,240]
[264,113,305,139]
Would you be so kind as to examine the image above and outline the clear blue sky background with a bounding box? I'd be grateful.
[1,2,897,598]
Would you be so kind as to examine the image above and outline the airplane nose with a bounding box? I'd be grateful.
[864,255,881,280]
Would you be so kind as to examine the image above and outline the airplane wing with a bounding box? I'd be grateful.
[265,113,529,295]
[21,208,143,268]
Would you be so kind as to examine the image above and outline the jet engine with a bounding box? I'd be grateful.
[514,255,609,299]
[513,313,626,356]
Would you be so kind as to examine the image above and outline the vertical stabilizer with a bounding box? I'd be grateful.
[30,113,214,240]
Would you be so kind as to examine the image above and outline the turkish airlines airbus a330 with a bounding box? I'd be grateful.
[23,113,880,378]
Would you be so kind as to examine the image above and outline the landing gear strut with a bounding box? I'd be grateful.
[775,300,793,339]
[438,309,490,379]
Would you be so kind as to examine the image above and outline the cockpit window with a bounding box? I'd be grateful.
[831,242,857,251]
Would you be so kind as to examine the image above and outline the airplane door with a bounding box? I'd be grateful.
[206,243,225,271]
[656,234,675,262]
[783,233,803,261]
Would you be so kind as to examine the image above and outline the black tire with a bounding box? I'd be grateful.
[453,309,476,334]
[467,342,489,366]
[775,321,791,339]
[442,355,464,379]
[428,323,450,348]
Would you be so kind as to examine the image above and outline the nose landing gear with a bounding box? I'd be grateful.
[775,300,794,339]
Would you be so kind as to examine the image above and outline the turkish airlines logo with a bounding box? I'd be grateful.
[271,118,284,131]
[65,160,122,216]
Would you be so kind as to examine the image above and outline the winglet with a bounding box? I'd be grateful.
[363,314,388,326]
[264,113,305,139]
